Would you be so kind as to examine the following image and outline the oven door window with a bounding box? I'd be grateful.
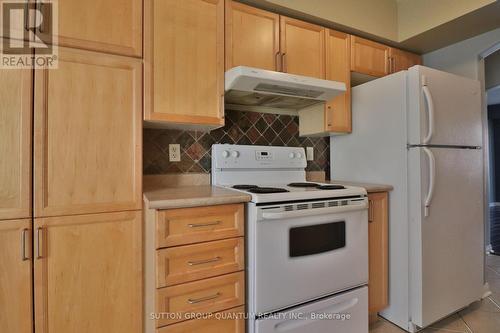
[289,221,346,257]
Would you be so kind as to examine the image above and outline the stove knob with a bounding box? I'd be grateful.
[222,150,230,158]
[231,151,240,158]
[295,152,302,159]
[289,153,295,159]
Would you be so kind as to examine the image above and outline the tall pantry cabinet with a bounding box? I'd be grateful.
[0,1,143,332]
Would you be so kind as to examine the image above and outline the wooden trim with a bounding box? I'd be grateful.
[34,47,143,217]
[225,0,280,71]
[147,112,225,127]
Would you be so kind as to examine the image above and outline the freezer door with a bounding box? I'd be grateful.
[255,287,368,333]
[407,66,482,146]
[407,147,484,328]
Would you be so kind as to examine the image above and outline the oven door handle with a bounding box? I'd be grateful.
[261,202,367,220]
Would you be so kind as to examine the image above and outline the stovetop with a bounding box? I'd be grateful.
[223,182,366,203]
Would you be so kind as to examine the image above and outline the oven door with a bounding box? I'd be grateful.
[253,199,368,314]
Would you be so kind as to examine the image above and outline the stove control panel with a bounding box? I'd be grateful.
[212,144,306,169]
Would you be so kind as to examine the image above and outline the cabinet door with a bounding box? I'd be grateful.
[350,36,390,77]
[0,56,32,220]
[34,211,142,333]
[280,16,325,79]
[144,0,225,128]
[325,30,351,133]
[0,219,32,333]
[34,47,142,217]
[368,192,389,313]
[390,48,422,73]
[39,0,142,57]
[226,1,279,71]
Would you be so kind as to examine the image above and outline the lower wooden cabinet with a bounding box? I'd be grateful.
[34,211,142,333]
[0,219,33,333]
[368,192,389,314]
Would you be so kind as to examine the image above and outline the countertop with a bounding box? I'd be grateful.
[327,180,393,193]
[143,185,252,210]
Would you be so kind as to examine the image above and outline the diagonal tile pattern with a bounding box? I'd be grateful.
[370,254,500,333]
[143,110,330,177]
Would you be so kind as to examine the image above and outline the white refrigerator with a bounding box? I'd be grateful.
[331,65,485,332]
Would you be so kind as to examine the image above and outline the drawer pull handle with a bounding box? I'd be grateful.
[21,228,29,261]
[187,292,221,304]
[188,256,221,266]
[188,221,221,228]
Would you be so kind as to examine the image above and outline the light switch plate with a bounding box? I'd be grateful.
[169,144,181,162]
[306,147,314,161]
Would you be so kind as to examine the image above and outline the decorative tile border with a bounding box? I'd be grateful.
[143,110,330,178]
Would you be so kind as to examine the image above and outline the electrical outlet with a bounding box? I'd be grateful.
[306,147,314,161]
[169,144,181,162]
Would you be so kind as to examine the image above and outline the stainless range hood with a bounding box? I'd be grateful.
[225,66,346,111]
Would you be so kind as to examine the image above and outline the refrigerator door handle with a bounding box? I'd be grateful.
[422,84,435,144]
[423,147,436,217]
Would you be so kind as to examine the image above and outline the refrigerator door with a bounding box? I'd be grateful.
[407,146,484,328]
[407,65,482,146]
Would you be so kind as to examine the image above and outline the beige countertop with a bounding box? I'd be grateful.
[327,180,393,193]
[143,185,251,210]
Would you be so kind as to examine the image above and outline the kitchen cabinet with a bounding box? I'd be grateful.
[144,0,225,129]
[350,36,390,77]
[39,0,142,57]
[298,29,350,136]
[225,1,280,71]
[325,30,351,133]
[368,192,389,314]
[144,203,246,332]
[389,48,422,73]
[0,61,32,220]
[280,16,326,79]
[34,47,142,217]
[0,219,32,333]
[34,211,142,333]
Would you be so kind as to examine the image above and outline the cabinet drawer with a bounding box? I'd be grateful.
[156,204,244,248]
[157,238,244,287]
[157,306,245,333]
[156,272,245,327]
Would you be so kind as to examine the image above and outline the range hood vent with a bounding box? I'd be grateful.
[225,66,346,111]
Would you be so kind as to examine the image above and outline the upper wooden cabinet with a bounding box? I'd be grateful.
[350,36,390,77]
[40,0,142,57]
[389,48,422,73]
[34,47,142,217]
[0,60,32,220]
[144,0,225,129]
[280,16,326,79]
[0,219,32,333]
[225,1,280,71]
[368,192,389,314]
[34,211,142,333]
[325,30,351,133]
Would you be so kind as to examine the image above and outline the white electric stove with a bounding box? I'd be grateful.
[212,144,369,333]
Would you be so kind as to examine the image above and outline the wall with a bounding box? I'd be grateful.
[143,110,330,178]
[397,0,495,41]
[423,27,500,79]
[242,0,399,41]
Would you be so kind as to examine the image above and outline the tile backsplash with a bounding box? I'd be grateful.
[143,110,330,178]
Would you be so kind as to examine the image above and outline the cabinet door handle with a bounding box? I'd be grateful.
[368,200,374,223]
[187,292,221,304]
[36,227,44,259]
[188,256,221,266]
[281,53,287,72]
[392,57,396,73]
[188,221,221,228]
[24,0,29,31]
[21,228,30,261]
[275,52,281,71]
